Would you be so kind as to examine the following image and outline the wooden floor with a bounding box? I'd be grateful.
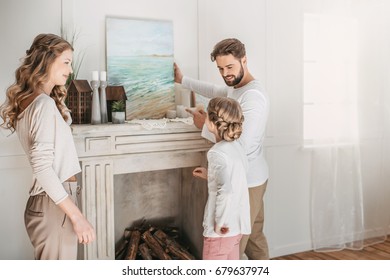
[272,238,390,260]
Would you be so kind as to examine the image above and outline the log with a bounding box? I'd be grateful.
[142,230,171,260]
[123,229,132,240]
[115,229,132,259]
[125,230,141,260]
[115,239,128,259]
[154,229,195,260]
[138,243,153,260]
[167,242,195,260]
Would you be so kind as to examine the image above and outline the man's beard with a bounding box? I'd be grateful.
[223,63,244,87]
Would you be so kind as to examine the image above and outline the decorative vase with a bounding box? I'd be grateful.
[90,80,101,124]
[100,80,108,123]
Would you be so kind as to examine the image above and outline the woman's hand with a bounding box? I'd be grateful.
[58,197,96,244]
[71,215,96,244]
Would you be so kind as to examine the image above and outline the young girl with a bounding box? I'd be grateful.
[0,33,95,259]
[193,96,250,260]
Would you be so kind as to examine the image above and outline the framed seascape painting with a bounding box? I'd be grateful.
[106,17,175,120]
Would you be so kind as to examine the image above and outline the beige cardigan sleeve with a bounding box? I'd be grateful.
[29,98,68,204]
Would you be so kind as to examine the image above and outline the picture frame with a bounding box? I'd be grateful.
[106,17,175,120]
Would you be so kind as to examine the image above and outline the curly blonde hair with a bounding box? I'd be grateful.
[207,97,244,142]
[0,33,73,133]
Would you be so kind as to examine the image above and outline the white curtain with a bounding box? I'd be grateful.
[303,0,390,251]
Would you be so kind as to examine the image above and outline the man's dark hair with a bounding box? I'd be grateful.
[210,38,246,62]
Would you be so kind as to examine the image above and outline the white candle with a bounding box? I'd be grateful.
[181,89,191,108]
[174,84,182,105]
[176,105,185,118]
[100,71,106,81]
[92,71,99,81]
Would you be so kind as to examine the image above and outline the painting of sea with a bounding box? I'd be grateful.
[106,17,175,120]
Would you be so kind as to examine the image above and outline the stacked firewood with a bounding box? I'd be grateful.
[115,224,195,260]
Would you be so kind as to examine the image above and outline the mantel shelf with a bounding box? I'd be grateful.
[72,122,211,159]
[71,121,201,136]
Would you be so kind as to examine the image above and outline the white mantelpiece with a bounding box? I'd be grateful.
[72,121,212,260]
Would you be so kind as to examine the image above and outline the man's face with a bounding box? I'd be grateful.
[215,54,245,87]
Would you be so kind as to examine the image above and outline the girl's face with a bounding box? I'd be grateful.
[48,49,73,87]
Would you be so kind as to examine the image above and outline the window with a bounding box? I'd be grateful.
[303,14,359,146]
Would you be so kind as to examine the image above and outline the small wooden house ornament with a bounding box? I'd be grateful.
[66,80,93,124]
[106,86,127,122]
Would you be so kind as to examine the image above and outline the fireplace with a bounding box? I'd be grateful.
[72,122,212,260]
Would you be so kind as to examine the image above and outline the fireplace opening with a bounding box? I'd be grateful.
[115,218,195,260]
[113,167,208,260]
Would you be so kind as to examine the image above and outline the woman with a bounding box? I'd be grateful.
[0,33,95,259]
